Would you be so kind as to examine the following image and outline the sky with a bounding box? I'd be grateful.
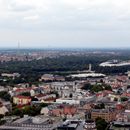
[0,0,130,48]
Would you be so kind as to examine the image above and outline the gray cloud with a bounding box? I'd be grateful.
[0,0,130,47]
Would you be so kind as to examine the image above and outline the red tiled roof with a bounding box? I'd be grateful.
[51,105,77,116]
[116,104,124,110]
[117,76,127,82]
[122,93,130,97]
[44,97,56,101]
[15,88,32,92]
[14,96,31,99]
[96,93,103,97]
[63,106,77,115]
[52,109,62,116]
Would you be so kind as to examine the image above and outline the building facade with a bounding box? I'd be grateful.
[91,109,116,122]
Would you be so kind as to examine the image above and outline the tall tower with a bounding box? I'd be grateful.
[89,64,92,72]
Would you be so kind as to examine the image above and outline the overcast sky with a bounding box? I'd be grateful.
[0,0,130,48]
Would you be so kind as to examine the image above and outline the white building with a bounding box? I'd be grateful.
[56,98,80,105]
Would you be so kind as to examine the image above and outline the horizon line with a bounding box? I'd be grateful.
[0,46,130,50]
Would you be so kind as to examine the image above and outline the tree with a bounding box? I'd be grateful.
[40,103,50,108]
[94,103,105,109]
[0,114,4,119]
[63,117,67,122]
[0,91,11,101]
[69,93,73,98]
[31,97,38,101]
[104,85,112,91]
[121,97,128,102]
[22,106,41,116]
[114,98,118,101]
[96,117,108,130]
[82,83,112,93]
[12,108,22,116]
[91,85,103,92]
[100,79,104,83]
[100,103,105,109]
[82,83,92,90]
[20,92,31,97]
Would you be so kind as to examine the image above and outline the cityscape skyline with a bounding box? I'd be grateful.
[1,1,130,129]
